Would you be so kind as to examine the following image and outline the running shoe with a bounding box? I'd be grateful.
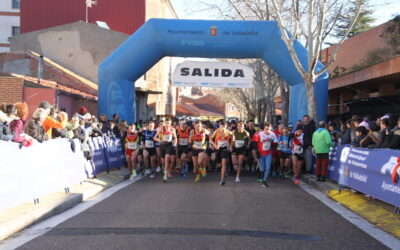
[294,177,300,185]
[256,178,263,183]
[156,166,161,173]
[150,173,155,178]
[200,168,207,177]
[194,175,201,182]
[145,169,151,175]
[235,177,240,183]
[220,179,226,186]
[167,173,173,178]
[163,174,168,183]
[262,181,269,188]
[131,169,137,177]
[245,164,250,171]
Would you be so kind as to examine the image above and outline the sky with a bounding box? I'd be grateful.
[170,0,400,27]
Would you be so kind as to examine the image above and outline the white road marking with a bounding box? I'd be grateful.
[0,177,142,250]
[299,181,400,250]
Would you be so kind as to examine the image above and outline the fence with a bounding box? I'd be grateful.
[0,137,125,212]
[329,145,400,207]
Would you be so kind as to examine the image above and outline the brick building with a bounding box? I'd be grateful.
[0,51,97,119]
[321,17,400,118]
[9,0,179,120]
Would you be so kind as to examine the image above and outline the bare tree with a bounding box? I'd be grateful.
[269,0,363,121]
[196,0,290,124]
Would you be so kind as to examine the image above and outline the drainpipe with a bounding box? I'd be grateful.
[37,55,44,84]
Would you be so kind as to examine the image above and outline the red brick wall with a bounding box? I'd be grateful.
[0,53,97,96]
[321,22,391,72]
[23,87,56,120]
[0,77,24,104]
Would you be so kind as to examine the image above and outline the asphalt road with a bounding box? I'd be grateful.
[18,174,387,250]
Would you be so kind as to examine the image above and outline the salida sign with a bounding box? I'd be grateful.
[172,61,253,88]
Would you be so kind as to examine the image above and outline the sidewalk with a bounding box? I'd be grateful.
[300,174,400,238]
[0,169,131,242]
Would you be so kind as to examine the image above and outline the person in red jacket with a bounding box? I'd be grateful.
[11,102,29,144]
[252,122,278,188]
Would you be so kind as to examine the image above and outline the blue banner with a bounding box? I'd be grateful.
[329,145,400,207]
[89,137,109,175]
[104,137,125,170]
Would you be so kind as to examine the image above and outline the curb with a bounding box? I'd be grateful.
[300,174,400,238]
[0,169,131,242]
[300,174,338,195]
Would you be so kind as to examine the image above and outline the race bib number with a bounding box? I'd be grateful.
[262,141,271,151]
[163,134,172,142]
[193,141,203,149]
[218,140,228,148]
[294,145,303,154]
[179,138,189,146]
[145,140,154,148]
[235,140,245,148]
[283,141,289,149]
[128,142,137,150]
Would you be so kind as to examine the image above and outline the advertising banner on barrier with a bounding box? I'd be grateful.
[104,137,125,170]
[329,145,400,207]
[172,61,254,88]
[89,137,109,175]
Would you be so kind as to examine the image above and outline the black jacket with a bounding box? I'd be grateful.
[0,120,13,141]
[379,129,393,148]
[343,128,352,145]
[389,130,400,150]
[303,120,316,147]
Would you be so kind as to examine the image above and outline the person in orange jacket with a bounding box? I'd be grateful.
[39,101,67,139]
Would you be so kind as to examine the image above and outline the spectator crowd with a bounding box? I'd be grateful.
[1,99,400,186]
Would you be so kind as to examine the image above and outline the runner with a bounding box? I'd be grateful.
[125,123,140,180]
[155,120,163,173]
[205,125,217,173]
[272,123,284,177]
[292,125,305,185]
[153,118,177,182]
[231,120,250,183]
[246,120,259,174]
[252,122,278,188]
[189,120,210,182]
[277,127,292,179]
[210,120,234,186]
[176,119,191,179]
[142,121,157,178]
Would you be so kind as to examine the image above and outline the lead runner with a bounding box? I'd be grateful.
[153,118,177,183]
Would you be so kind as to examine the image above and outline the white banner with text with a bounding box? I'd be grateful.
[172,61,253,88]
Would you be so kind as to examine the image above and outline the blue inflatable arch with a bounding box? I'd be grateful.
[99,18,329,123]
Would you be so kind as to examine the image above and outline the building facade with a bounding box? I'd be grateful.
[0,0,20,52]
[0,51,98,119]
[9,0,178,120]
[321,17,400,118]
[20,0,145,35]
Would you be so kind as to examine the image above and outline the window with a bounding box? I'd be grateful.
[230,104,235,112]
[12,0,20,9]
[12,26,20,36]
